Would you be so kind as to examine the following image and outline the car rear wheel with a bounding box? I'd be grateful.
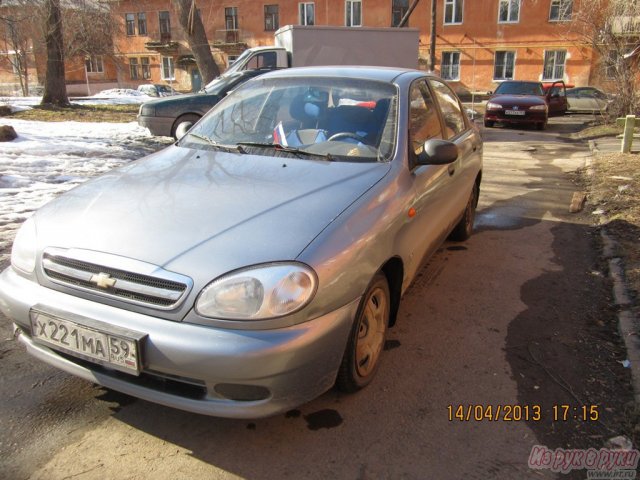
[171,114,201,139]
[536,122,546,130]
[336,273,389,393]
[484,120,494,128]
[449,182,479,241]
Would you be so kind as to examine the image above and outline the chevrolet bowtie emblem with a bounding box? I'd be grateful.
[90,272,117,289]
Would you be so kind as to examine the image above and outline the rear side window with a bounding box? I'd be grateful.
[428,79,466,139]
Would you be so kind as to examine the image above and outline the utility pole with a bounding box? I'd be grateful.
[429,0,436,72]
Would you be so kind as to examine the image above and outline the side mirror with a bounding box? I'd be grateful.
[416,139,459,166]
[487,91,493,95]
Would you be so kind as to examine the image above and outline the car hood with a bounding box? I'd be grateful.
[34,145,390,280]
[144,93,206,107]
[489,94,547,106]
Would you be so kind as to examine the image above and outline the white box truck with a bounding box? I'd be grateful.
[223,25,420,75]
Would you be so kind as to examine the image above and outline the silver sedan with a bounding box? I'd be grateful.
[0,67,483,418]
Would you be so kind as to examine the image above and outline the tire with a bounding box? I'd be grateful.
[536,122,546,131]
[484,120,494,128]
[336,273,390,393]
[449,182,479,241]
[171,114,201,139]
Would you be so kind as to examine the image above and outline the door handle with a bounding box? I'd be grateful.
[448,165,456,176]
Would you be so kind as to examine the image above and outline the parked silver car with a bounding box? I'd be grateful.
[0,66,483,418]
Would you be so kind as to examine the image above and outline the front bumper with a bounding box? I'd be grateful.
[0,267,358,418]
[137,115,174,137]
[484,110,547,126]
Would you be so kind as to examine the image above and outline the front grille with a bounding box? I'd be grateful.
[42,251,191,310]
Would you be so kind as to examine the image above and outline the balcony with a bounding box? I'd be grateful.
[144,30,180,52]
[215,29,242,44]
[611,16,640,36]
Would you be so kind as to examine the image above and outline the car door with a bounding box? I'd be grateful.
[400,78,467,281]
[427,78,480,221]
[547,81,567,116]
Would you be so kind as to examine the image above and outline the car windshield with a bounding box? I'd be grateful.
[181,76,399,163]
[202,73,239,94]
[495,82,544,96]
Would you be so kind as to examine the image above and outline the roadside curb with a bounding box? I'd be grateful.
[587,140,640,407]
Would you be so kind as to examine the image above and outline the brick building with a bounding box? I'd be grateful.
[0,0,638,95]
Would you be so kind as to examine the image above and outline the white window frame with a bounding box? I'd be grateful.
[542,50,566,81]
[549,0,572,22]
[85,55,104,74]
[441,51,460,80]
[444,0,463,25]
[161,56,175,80]
[498,0,520,24]
[345,0,362,27]
[493,51,516,80]
[299,2,315,26]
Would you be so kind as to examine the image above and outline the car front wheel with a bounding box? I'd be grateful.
[172,114,201,139]
[336,272,389,393]
[484,119,494,128]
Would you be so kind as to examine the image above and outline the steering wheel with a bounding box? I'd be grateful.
[327,132,367,143]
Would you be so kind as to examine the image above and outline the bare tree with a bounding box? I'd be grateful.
[41,0,69,105]
[1,14,31,95]
[173,0,220,84]
[570,0,640,117]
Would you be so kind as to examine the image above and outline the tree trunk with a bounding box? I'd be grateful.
[429,0,436,72]
[173,0,220,85]
[41,0,69,106]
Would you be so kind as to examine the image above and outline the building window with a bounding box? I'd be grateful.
[542,50,566,80]
[494,51,515,79]
[159,11,171,35]
[299,2,315,26]
[441,51,460,80]
[345,0,362,27]
[141,57,151,79]
[444,0,463,25]
[225,7,238,30]
[137,13,147,35]
[392,0,409,27]
[161,56,175,80]
[549,0,572,22]
[498,0,519,23]
[129,58,139,80]
[125,13,135,35]
[85,55,104,73]
[264,5,279,31]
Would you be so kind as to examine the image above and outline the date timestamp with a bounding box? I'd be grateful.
[447,404,600,422]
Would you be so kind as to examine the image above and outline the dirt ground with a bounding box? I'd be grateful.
[583,151,640,302]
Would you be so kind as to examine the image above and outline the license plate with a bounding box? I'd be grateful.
[505,110,526,116]
[30,306,146,375]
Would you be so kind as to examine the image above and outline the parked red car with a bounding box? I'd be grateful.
[484,80,567,130]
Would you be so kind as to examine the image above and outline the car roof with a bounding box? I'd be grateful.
[261,66,423,83]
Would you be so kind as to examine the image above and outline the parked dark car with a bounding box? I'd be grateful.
[1,66,483,418]
[566,87,611,114]
[484,80,567,130]
[137,69,267,139]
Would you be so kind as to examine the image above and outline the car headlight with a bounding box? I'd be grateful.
[11,216,37,274]
[486,102,502,110]
[195,263,318,320]
[529,105,547,111]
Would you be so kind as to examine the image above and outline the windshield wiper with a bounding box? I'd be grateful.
[186,133,246,153]
[236,142,335,161]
